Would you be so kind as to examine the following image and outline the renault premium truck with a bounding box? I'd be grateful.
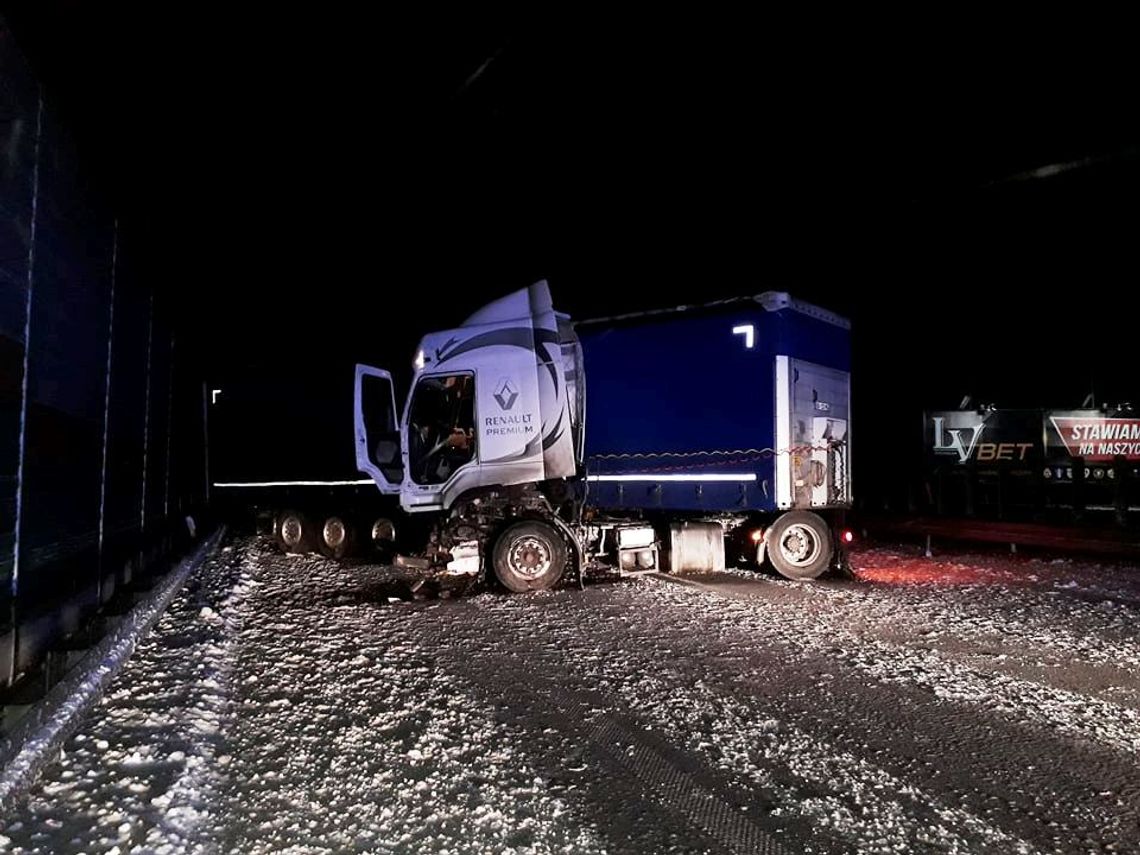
[272,281,851,589]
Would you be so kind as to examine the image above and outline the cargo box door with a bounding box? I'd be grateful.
[354,364,403,495]
[775,356,851,509]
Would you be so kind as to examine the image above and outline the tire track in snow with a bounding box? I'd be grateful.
[632,577,1140,851]
[589,653,1044,854]
[143,544,252,853]
[218,540,608,854]
[717,551,1140,679]
[418,611,801,855]
[434,594,1040,855]
[661,572,1140,757]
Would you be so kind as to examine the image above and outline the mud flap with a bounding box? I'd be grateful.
[832,532,855,579]
[548,516,585,590]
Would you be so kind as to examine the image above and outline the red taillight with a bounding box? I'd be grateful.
[842,529,855,544]
[750,528,764,543]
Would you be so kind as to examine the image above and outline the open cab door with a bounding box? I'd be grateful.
[354,364,404,495]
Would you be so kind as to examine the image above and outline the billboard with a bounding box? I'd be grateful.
[926,409,1041,467]
[927,409,1140,469]
[923,408,1139,520]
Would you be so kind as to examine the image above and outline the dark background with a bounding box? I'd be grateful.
[5,6,1140,499]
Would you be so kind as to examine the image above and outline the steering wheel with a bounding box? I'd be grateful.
[410,431,451,483]
[424,434,451,462]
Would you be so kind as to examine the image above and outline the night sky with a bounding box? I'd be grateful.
[6,7,1140,463]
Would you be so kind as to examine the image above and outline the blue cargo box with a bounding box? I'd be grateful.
[576,292,851,514]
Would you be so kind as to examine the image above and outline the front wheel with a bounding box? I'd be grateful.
[766,511,833,580]
[492,520,568,593]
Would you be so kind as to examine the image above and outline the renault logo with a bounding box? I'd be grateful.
[494,379,518,411]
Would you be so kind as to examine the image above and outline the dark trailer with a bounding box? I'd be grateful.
[0,29,208,695]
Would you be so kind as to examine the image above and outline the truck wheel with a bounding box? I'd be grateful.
[766,511,832,580]
[492,521,567,593]
[370,517,397,560]
[318,515,355,560]
[275,509,315,554]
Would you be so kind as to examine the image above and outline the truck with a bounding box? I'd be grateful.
[272,281,852,588]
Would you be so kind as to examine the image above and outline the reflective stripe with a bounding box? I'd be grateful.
[12,92,43,603]
[212,479,375,488]
[587,473,757,482]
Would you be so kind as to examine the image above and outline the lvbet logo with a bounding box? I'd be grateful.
[931,417,1032,463]
[932,417,985,463]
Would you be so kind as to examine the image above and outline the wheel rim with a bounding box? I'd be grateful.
[778,523,821,568]
[280,515,303,547]
[508,536,552,579]
[371,518,395,542]
[323,518,346,548]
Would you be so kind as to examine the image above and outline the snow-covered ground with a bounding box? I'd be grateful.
[2,536,1139,854]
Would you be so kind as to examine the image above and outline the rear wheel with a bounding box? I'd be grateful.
[492,520,567,593]
[766,511,832,580]
[274,509,315,554]
[318,515,356,559]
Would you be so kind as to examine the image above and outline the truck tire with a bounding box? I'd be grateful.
[492,520,567,593]
[370,517,397,560]
[275,509,315,554]
[318,515,356,560]
[766,511,832,580]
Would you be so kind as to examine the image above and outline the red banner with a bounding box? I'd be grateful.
[1049,417,1140,462]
